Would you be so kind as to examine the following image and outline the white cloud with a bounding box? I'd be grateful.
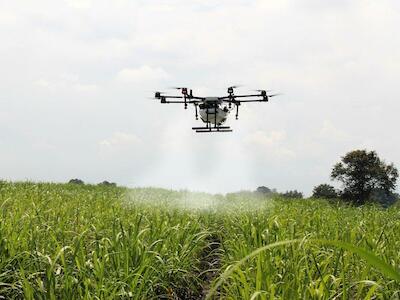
[115,66,170,84]
[33,76,98,93]
[244,130,296,160]
[245,130,285,147]
[34,79,51,88]
[65,0,93,10]
[73,83,98,93]
[319,120,348,141]
[99,132,142,149]
[0,11,17,25]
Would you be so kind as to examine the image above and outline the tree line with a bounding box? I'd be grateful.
[257,149,399,206]
[68,179,117,187]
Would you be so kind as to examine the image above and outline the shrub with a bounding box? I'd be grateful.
[256,186,272,194]
[368,189,397,207]
[68,178,85,185]
[98,181,117,187]
[281,190,303,199]
[312,184,338,199]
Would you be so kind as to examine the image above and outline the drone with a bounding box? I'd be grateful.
[153,86,279,133]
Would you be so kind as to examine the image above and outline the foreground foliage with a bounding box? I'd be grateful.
[0,182,399,299]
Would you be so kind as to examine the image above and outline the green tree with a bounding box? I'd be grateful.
[331,150,398,205]
[98,181,117,187]
[256,186,272,194]
[281,190,303,199]
[312,184,338,199]
[68,178,85,185]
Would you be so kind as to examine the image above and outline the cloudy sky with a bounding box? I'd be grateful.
[1,0,400,195]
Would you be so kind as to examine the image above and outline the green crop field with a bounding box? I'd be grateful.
[0,181,399,299]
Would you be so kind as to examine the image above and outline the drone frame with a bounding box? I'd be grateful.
[153,86,279,133]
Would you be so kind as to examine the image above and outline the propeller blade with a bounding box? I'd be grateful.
[228,85,242,89]
[268,93,282,97]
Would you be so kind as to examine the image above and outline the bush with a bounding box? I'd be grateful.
[312,184,338,199]
[68,178,85,185]
[98,181,117,187]
[368,189,397,207]
[281,190,303,199]
[256,186,271,194]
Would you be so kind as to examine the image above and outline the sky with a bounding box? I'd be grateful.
[1,0,400,195]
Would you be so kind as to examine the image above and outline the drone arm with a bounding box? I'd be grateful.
[233,99,268,103]
[223,98,267,104]
[160,98,200,104]
[163,95,184,99]
[163,100,186,103]
[162,100,200,104]
[232,94,264,98]
[232,94,279,103]
[160,95,205,101]
[219,93,263,100]
[190,96,206,100]
[218,96,231,100]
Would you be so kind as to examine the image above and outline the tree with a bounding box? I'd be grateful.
[98,181,117,187]
[256,186,272,194]
[369,188,397,207]
[281,190,303,199]
[312,184,338,199]
[68,178,85,185]
[331,150,398,205]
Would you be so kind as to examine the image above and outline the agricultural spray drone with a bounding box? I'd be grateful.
[153,86,279,133]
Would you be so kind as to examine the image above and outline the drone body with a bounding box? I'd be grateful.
[198,97,229,126]
[153,86,279,133]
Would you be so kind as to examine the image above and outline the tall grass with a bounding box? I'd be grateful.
[0,182,399,299]
[0,182,211,299]
[213,198,400,299]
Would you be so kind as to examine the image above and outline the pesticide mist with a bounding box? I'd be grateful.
[124,187,275,213]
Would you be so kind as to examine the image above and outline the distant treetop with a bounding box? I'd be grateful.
[68,178,84,185]
[312,184,338,199]
[98,181,117,187]
[331,149,398,205]
[256,186,272,194]
[281,190,303,199]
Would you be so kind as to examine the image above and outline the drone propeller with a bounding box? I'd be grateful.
[227,85,242,95]
[170,86,187,90]
[169,86,190,97]
[154,91,166,98]
[268,93,282,97]
[253,89,272,92]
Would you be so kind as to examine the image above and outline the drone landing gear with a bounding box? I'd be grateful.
[192,126,232,133]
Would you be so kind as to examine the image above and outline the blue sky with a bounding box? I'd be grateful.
[1,0,400,195]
